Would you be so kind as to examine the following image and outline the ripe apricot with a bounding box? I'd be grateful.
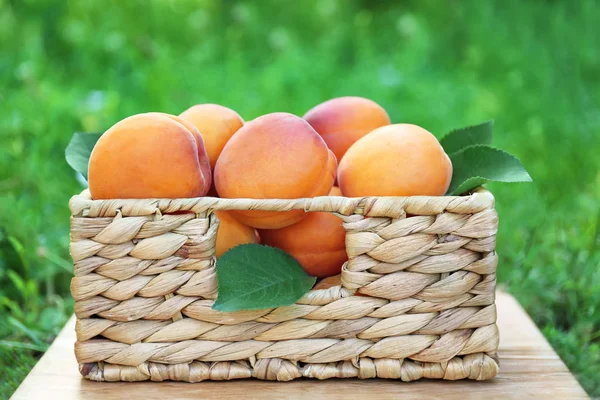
[304,96,390,162]
[313,274,341,290]
[88,113,211,199]
[149,112,212,190]
[338,124,452,197]
[259,188,347,278]
[214,113,337,229]
[179,104,244,171]
[329,186,343,196]
[214,211,260,258]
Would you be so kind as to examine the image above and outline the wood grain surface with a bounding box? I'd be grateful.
[10,291,589,399]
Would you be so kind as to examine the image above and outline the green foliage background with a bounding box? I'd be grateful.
[0,0,598,397]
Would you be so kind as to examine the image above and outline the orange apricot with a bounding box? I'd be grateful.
[179,104,244,171]
[304,96,390,162]
[148,112,212,190]
[338,124,452,197]
[329,186,343,196]
[259,187,347,278]
[88,113,211,199]
[214,113,337,229]
[313,274,341,290]
[214,211,260,258]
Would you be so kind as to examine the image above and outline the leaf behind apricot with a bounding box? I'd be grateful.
[447,144,532,195]
[65,132,101,179]
[441,120,494,156]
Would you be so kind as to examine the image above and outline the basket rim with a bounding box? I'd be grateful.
[69,188,494,218]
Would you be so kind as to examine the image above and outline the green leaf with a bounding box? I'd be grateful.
[65,132,101,179]
[0,229,27,301]
[213,244,316,312]
[440,120,494,155]
[447,145,532,195]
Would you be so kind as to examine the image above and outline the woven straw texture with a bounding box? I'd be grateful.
[69,188,499,382]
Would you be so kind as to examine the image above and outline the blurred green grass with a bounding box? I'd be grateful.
[0,0,598,397]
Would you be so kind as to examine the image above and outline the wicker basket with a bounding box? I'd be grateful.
[69,188,499,382]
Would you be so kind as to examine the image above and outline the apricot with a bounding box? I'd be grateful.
[313,274,341,290]
[214,211,260,258]
[179,104,244,171]
[304,96,390,162]
[149,113,212,190]
[214,113,337,229]
[88,113,211,199]
[259,188,347,278]
[329,186,343,197]
[338,124,452,197]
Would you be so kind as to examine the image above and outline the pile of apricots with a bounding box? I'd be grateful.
[88,97,452,280]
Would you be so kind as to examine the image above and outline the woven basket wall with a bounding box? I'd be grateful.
[69,188,499,383]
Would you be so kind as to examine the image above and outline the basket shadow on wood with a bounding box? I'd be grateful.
[69,189,499,382]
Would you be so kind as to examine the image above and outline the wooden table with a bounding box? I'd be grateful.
[11,291,588,399]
